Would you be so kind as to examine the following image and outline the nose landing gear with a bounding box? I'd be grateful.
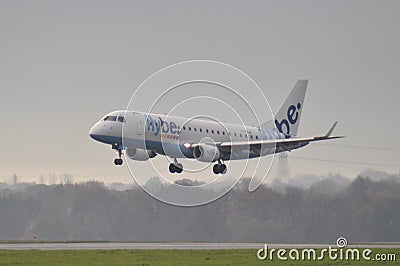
[114,157,123,165]
[112,143,123,166]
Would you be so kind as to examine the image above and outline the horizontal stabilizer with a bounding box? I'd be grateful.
[325,121,338,137]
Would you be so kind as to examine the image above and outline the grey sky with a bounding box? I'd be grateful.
[1,0,399,183]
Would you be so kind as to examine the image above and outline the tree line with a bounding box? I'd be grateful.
[0,175,399,242]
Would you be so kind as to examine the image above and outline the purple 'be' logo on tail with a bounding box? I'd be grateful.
[274,102,301,135]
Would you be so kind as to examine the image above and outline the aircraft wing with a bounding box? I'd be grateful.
[188,122,344,154]
[216,135,344,153]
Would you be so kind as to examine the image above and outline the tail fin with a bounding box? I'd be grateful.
[261,79,307,136]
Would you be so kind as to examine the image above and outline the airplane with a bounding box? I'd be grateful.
[89,80,343,174]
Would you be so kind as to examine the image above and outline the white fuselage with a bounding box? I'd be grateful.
[89,110,287,161]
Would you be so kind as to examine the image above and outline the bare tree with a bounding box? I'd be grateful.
[61,174,73,184]
[48,173,57,184]
[11,174,18,185]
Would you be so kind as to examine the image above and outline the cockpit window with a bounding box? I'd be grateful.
[118,116,126,123]
[104,116,117,121]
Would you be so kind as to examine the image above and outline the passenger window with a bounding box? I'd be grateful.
[194,128,197,132]
[189,127,191,131]
[212,130,214,134]
[217,130,220,134]
[199,128,202,132]
[256,135,259,140]
[206,129,209,133]
[183,126,186,130]
[240,133,242,138]
[234,133,237,137]
[250,135,253,139]
[222,131,225,135]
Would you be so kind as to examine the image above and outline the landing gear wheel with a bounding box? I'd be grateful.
[114,158,123,165]
[213,164,220,174]
[175,163,183,173]
[169,161,183,174]
[169,163,176,173]
[220,164,227,174]
[213,163,227,174]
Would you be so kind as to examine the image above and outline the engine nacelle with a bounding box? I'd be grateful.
[126,147,157,161]
[193,144,220,162]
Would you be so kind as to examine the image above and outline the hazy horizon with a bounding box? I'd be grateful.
[1,1,400,183]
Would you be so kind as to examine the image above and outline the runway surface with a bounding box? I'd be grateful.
[0,242,399,250]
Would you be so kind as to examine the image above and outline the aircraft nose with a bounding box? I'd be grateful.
[89,124,99,140]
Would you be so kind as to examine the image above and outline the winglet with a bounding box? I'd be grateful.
[325,121,338,137]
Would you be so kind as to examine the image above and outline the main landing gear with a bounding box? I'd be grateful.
[169,159,227,174]
[169,158,183,173]
[213,160,227,174]
[113,144,123,166]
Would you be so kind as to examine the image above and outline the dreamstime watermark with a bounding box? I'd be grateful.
[257,237,396,262]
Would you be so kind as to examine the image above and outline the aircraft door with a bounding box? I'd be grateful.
[135,113,145,136]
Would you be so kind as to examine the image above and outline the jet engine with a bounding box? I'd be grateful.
[126,147,157,161]
[193,144,220,162]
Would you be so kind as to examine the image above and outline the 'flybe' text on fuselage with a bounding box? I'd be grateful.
[146,115,180,136]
